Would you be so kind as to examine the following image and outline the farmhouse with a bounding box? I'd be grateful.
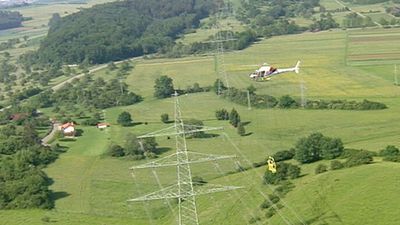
[96,123,110,129]
[60,122,75,137]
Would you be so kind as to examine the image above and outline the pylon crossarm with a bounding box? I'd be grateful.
[137,126,223,139]
[127,185,178,202]
[127,184,243,202]
[130,153,178,170]
[193,184,243,196]
[130,152,236,170]
[187,152,237,163]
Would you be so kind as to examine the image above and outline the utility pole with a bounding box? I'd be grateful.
[300,80,307,108]
[246,90,251,110]
[128,92,242,225]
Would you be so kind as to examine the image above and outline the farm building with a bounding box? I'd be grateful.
[97,123,110,129]
[60,122,76,137]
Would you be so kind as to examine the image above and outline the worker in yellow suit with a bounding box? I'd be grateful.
[267,156,277,173]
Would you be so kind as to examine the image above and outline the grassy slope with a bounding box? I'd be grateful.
[1,26,400,224]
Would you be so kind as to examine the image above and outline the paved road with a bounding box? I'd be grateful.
[41,122,60,146]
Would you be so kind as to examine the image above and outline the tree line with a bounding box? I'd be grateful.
[29,75,142,110]
[220,85,387,111]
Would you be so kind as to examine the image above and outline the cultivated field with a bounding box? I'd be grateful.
[346,28,400,66]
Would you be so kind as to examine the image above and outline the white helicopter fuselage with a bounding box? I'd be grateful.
[249,61,300,80]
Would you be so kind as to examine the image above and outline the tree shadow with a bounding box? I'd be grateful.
[196,133,220,139]
[202,118,219,122]
[242,121,251,126]
[51,191,70,201]
[132,122,143,126]
[75,129,84,136]
[154,147,172,155]
[59,138,76,142]
[244,132,253,136]
[78,116,91,119]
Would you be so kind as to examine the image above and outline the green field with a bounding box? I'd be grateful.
[2,11,400,225]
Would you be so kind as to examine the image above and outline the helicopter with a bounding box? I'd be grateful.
[249,61,301,81]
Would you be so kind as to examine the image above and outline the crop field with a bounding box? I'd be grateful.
[2,17,400,225]
[346,28,400,66]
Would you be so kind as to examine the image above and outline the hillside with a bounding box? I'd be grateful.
[35,0,221,65]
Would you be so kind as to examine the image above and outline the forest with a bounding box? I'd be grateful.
[0,107,59,209]
[35,0,222,65]
[0,11,23,30]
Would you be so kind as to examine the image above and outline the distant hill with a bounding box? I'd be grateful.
[35,0,221,65]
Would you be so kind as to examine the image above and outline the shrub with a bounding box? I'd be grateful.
[82,118,98,126]
[379,145,399,157]
[345,150,373,167]
[287,164,301,179]
[107,144,124,157]
[265,208,276,218]
[260,200,272,209]
[330,160,344,170]
[268,194,280,204]
[278,95,298,108]
[161,113,169,123]
[383,155,400,162]
[215,109,229,120]
[274,181,295,197]
[249,216,261,224]
[192,176,207,186]
[273,149,295,162]
[315,164,328,174]
[264,162,301,184]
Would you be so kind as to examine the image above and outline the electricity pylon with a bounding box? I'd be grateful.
[128,92,242,225]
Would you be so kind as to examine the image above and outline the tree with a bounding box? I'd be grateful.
[229,108,241,127]
[237,122,246,136]
[185,119,205,138]
[247,85,256,94]
[117,111,132,126]
[161,113,169,123]
[123,133,141,156]
[294,133,343,163]
[321,138,344,159]
[213,79,226,94]
[294,133,324,163]
[154,75,174,99]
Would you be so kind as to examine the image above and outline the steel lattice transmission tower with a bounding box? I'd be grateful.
[128,92,242,225]
[211,2,236,95]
